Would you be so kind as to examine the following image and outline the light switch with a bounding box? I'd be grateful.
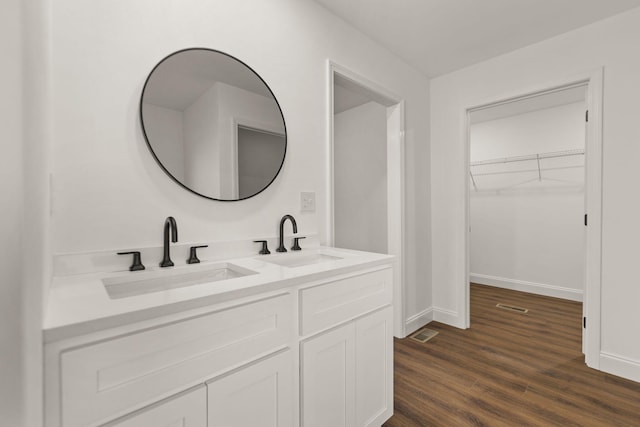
[300,192,316,212]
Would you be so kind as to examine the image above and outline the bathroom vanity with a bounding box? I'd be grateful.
[44,247,394,427]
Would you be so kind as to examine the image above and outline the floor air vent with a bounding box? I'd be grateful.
[496,303,528,313]
[409,328,439,343]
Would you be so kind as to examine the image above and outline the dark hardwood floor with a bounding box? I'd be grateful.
[384,283,640,426]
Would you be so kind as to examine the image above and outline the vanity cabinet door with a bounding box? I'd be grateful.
[207,350,294,427]
[355,306,393,427]
[301,323,357,427]
[301,306,393,427]
[102,386,206,427]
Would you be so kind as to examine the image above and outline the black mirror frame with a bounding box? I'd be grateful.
[139,47,287,202]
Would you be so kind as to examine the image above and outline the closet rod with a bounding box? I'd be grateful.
[470,149,584,167]
[471,165,584,177]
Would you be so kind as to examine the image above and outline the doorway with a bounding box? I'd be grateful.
[328,62,406,337]
[464,71,603,368]
[236,125,286,199]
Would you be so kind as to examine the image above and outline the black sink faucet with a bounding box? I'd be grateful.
[276,214,297,252]
[160,216,178,267]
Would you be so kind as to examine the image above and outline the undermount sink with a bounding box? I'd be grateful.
[263,252,343,268]
[103,263,257,299]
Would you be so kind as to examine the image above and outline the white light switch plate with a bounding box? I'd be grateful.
[300,192,316,212]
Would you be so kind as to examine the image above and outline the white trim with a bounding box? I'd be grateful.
[326,63,335,246]
[404,308,433,336]
[328,62,402,109]
[470,274,583,302]
[462,68,604,370]
[433,307,462,328]
[583,68,604,370]
[327,60,406,338]
[233,117,286,137]
[230,118,240,199]
[464,106,472,329]
[231,117,286,200]
[387,101,406,339]
[600,352,640,383]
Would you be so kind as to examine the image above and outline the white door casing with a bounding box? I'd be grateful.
[464,69,603,368]
[328,60,406,338]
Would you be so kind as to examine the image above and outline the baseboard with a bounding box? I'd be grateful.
[433,307,464,328]
[404,307,433,335]
[470,273,583,302]
[600,352,640,383]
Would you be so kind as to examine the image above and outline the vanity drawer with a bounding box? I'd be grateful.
[60,293,292,427]
[300,268,392,336]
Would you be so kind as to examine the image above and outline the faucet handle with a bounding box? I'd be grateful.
[253,240,271,255]
[291,236,306,251]
[187,245,208,264]
[117,251,145,271]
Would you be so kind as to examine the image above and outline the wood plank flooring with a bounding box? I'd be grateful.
[383,283,640,426]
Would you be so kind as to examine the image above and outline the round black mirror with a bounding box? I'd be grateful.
[140,48,287,201]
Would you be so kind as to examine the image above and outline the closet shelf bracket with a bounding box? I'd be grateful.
[469,170,477,191]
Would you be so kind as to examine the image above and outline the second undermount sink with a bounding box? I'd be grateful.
[263,252,344,268]
[103,263,257,299]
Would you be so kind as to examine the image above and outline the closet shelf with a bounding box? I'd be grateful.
[471,165,583,177]
[469,149,584,191]
[469,149,584,167]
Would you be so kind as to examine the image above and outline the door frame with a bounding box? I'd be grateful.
[463,68,603,368]
[327,61,406,337]
[231,117,286,199]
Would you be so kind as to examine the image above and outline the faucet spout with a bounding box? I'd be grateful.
[160,216,178,267]
[276,214,297,253]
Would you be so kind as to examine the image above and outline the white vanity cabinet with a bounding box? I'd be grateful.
[207,350,294,427]
[102,351,294,427]
[355,306,394,426]
[45,259,394,427]
[302,321,357,426]
[300,268,394,427]
[102,386,206,427]
[45,293,293,427]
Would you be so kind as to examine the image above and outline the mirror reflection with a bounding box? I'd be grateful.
[140,48,286,201]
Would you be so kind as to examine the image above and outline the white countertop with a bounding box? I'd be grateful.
[44,247,394,342]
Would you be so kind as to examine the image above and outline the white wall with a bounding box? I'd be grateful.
[431,7,640,380]
[334,101,388,254]
[470,103,585,300]
[237,128,286,199]
[19,0,54,425]
[215,82,285,199]
[147,81,285,199]
[48,0,431,334]
[184,83,221,196]
[1,0,24,424]
[143,104,185,181]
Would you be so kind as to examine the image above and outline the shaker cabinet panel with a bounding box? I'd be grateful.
[299,268,392,336]
[45,259,395,427]
[101,386,206,427]
[301,307,393,427]
[301,323,357,427]
[356,306,393,427]
[207,350,294,427]
[60,294,291,427]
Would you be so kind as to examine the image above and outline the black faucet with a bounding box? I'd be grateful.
[276,214,297,252]
[160,216,178,267]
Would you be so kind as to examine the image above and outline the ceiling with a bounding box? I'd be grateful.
[313,0,640,77]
